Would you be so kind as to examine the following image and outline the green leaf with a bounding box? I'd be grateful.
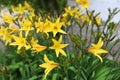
[28,76,38,80]
[7,62,23,70]
[95,66,110,80]
[81,67,87,80]
[68,66,76,73]
[52,73,58,80]
[64,77,67,80]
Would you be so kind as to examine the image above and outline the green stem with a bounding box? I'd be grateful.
[89,24,94,46]
[77,51,83,80]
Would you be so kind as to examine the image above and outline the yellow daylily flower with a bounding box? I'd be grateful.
[88,38,108,62]
[0,28,13,45]
[63,6,81,18]
[76,0,89,10]
[31,45,47,53]
[2,13,14,24]
[72,7,81,18]
[9,26,19,33]
[30,38,47,53]
[11,4,26,14]
[64,6,73,16]
[10,32,30,50]
[49,35,69,57]
[51,18,66,37]
[24,1,34,11]
[35,19,52,37]
[79,14,92,25]
[35,18,44,33]
[39,54,59,79]
[20,19,34,36]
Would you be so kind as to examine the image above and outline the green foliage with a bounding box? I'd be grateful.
[0,48,42,80]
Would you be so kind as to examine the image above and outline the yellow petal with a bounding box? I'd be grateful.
[55,49,60,57]
[53,31,57,37]
[44,63,59,79]
[39,54,59,79]
[52,39,58,43]
[95,54,103,62]
[95,38,103,48]
[39,63,50,68]
[59,49,67,57]
[44,66,54,78]
[60,44,69,48]
[95,49,108,54]
[32,45,47,53]
[59,30,66,34]
[44,54,50,63]
[58,35,62,43]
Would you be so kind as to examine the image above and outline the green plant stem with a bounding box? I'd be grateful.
[85,24,89,40]
[64,65,69,80]
[77,51,83,80]
[59,55,69,80]
[89,24,94,46]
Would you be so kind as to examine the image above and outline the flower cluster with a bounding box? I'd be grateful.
[0,0,109,79]
[0,1,69,78]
